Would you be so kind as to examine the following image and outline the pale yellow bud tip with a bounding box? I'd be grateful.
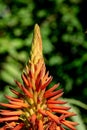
[30,24,44,64]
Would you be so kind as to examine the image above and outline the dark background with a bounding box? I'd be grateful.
[0,0,87,129]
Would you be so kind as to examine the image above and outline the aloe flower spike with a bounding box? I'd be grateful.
[0,24,78,130]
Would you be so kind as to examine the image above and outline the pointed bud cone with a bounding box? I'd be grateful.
[30,24,44,65]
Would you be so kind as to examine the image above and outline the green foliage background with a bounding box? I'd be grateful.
[0,0,87,129]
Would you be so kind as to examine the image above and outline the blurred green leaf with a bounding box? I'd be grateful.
[49,55,63,66]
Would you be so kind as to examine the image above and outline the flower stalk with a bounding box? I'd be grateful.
[0,24,78,130]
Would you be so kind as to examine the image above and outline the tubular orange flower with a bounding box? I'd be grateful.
[0,24,78,130]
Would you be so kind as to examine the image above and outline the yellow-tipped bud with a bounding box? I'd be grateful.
[30,24,44,65]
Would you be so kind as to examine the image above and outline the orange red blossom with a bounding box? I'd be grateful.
[0,24,78,130]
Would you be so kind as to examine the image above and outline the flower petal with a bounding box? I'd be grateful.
[45,83,60,94]
[38,120,44,130]
[21,73,30,88]
[15,80,33,98]
[41,76,53,90]
[61,120,77,130]
[10,88,23,96]
[12,123,24,130]
[46,111,60,125]
[0,102,28,109]
[52,109,72,115]
[47,100,67,104]
[44,89,63,98]
[5,95,23,102]
[48,104,70,110]
[0,110,23,116]
[0,116,19,122]
[38,109,47,116]
[49,92,64,100]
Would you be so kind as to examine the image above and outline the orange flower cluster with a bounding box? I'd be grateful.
[0,24,78,130]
